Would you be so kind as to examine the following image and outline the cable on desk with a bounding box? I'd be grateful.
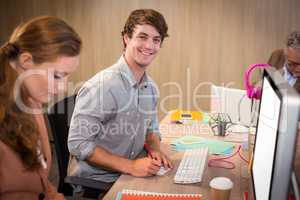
[208,145,249,169]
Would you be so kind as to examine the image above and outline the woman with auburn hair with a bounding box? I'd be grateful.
[0,16,81,199]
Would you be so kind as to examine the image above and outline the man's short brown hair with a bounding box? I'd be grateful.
[121,9,169,48]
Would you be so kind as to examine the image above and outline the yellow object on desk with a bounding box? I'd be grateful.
[170,110,203,124]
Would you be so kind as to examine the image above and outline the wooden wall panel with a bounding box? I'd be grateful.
[1,0,300,118]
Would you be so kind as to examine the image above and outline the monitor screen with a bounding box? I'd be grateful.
[290,135,300,199]
[250,67,300,200]
[251,75,281,199]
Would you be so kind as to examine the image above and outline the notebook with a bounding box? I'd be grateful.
[116,189,202,200]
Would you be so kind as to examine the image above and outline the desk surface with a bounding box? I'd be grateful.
[103,116,249,200]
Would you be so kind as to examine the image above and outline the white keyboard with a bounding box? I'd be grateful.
[174,147,209,184]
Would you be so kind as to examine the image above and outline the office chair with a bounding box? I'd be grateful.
[46,94,113,199]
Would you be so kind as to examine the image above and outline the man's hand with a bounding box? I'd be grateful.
[129,157,161,177]
[149,150,173,169]
[145,133,173,170]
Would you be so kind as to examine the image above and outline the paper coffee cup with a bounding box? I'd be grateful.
[209,177,233,200]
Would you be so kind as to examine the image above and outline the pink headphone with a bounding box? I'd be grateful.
[244,63,270,99]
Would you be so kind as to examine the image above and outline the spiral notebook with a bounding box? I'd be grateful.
[116,189,202,200]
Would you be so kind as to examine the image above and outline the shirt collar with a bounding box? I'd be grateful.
[283,63,297,86]
[117,55,150,88]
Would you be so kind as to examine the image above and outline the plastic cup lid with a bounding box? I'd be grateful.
[209,177,233,190]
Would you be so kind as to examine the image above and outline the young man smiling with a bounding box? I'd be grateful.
[68,9,173,186]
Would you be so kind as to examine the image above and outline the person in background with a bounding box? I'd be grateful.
[268,31,300,92]
[68,9,173,189]
[0,16,82,199]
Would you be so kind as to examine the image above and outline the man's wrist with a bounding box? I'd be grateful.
[152,149,162,154]
[120,159,134,175]
[147,141,161,152]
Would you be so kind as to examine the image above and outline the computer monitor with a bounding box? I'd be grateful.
[249,67,300,200]
[290,134,300,199]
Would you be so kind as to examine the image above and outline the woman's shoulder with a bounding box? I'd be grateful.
[0,139,7,153]
[0,140,20,162]
[0,140,13,161]
[0,140,9,165]
[0,139,11,151]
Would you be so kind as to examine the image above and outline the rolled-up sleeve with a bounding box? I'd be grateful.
[68,80,116,161]
[146,112,160,138]
[146,86,160,138]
